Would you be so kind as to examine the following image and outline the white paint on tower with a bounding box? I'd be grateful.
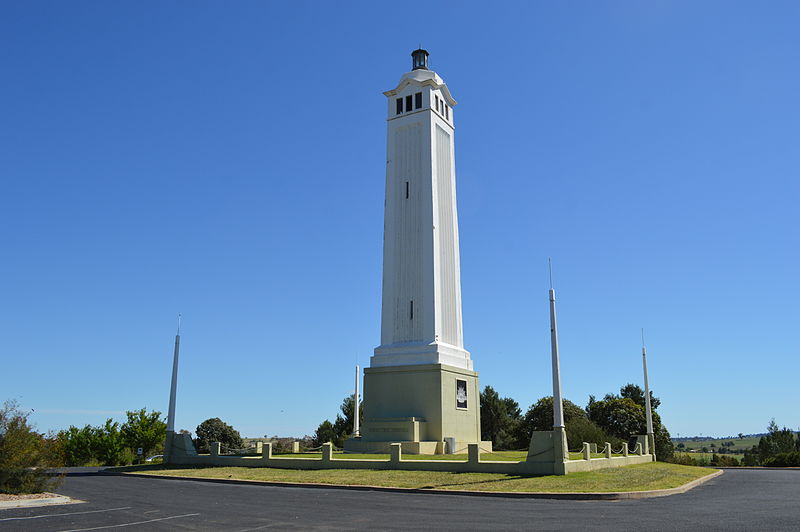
[371,49,472,371]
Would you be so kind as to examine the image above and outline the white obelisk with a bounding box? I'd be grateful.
[642,329,655,458]
[548,261,568,463]
[164,314,181,461]
[349,49,484,454]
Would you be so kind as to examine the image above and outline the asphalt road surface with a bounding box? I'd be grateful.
[1,469,798,530]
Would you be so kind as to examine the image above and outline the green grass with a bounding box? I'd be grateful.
[114,462,715,493]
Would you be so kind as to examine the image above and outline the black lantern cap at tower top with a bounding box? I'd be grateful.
[411,48,429,70]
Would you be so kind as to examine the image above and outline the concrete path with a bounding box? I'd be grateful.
[1,469,798,530]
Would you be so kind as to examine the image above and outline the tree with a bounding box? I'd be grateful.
[121,409,166,460]
[587,393,674,460]
[312,420,336,447]
[194,417,242,454]
[332,394,362,446]
[479,386,523,450]
[619,383,661,410]
[587,396,645,440]
[58,425,98,466]
[313,395,363,448]
[94,419,129,466]
[520,397,612,450]
[0,400,63,494]
[756,419,797,464]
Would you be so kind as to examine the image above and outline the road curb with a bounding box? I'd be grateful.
[0,494,82,510]
[102,468,723,501]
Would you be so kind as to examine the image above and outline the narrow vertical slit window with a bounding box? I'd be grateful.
[396,98,403,115]
[435,95,439,113]
[405,181,409,199]
[405,95,412,112]
[410,300,414,320]
[445,105,449,120]
[415,92,422,109]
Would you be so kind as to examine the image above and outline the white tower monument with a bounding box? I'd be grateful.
[346,49,486,454]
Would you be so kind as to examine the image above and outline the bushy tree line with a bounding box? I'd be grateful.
[312,395,362,448]
[479,383,674,460]
[0,400,63,494]
[57,408,166,466]
[741,420,800,466]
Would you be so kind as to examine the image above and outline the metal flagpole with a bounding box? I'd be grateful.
[547,259,568,469]
[165,314,181,462]
[354,364,361,437]
[549,260,564,429]
[642,329,655,458]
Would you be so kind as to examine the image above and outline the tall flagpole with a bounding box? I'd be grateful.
[353,364,361,437]
[548,260,568,467]
[549,260,564,429]
[167,314,181,432]
[165,314,181,463]
[642,328,655,458]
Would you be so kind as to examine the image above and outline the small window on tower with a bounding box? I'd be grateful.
[415,92,422,109]
[410,300,414,320]
[405,181,409,199]
[435,95,440,112]
[396,98,403,115]
[405,95,412,112]
[445,105,449,120]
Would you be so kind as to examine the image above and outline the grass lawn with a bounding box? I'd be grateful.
[113,462,715,493]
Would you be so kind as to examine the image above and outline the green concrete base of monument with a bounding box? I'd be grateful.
[527,428,569,475]
[164,431,198,464]
[343,363,488,454]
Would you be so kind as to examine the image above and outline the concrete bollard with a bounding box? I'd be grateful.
[322,442,333,462]
[390,443,402,463]
[603,442,612,458]
[468,443,480,464]
[582,442,591,460]
[622,442,629,457]
[261,442,273,461]
[255,442,263,454]
[590,443,598,454]
[292,441,300,453]
[210,442,221,457]
[634,442,643,455]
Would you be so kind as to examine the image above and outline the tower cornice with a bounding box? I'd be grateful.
[384,71,457,106]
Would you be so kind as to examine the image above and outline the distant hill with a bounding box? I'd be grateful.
[671,434,766,452]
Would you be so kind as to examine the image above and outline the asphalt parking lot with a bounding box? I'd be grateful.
[1,468,798,530]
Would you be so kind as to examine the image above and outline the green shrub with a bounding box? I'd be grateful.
[764,451,800,467]
[0,400,63,494]
[710,453,741,466]
[669,453,698,466]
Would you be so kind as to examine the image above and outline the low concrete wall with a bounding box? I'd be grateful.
[565,454,654,473]
[169,432,656,476]
[169,440,656,476]
[170,442,557,475]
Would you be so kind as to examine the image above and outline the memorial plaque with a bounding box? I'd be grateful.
[456,379,467,408]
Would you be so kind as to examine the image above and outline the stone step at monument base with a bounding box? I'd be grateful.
[343,437,493,455]
[343,439,441,454]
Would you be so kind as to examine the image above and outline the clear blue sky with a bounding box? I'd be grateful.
[2,1,797,439]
